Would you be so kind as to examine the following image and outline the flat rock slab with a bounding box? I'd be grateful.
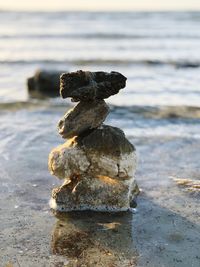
[60,70,127,101]
[58,100,109,139]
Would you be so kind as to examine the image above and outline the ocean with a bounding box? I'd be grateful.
[0,11,200,267]
[0,11,200,138]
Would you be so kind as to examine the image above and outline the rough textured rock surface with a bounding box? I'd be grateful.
[27,69,67,98]
[60,70,127,101]
[58,100,109,139]
[49,125,136,180]
[50,174,139,212]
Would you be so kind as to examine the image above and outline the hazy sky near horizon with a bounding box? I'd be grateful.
[0,0,200,11]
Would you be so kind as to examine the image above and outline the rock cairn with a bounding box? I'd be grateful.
[49,70,139,212]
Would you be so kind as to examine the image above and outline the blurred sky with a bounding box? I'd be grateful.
[0,0,200,11]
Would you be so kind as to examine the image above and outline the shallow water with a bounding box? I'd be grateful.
[0,10,200,267]
[1,11,200,106]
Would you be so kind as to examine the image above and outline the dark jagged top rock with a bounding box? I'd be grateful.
[60,70,127,101]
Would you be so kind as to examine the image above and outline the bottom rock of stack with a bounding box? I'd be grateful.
[50,175,139,212]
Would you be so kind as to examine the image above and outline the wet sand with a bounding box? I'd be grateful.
[0,132,200,266]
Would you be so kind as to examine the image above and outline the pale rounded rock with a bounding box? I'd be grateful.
[48,139,90,180]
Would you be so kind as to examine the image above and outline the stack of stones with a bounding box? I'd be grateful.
[48,70,139,212]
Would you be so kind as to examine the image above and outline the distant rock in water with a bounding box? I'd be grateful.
[60,70,127,101]
[175,62,200,69]
[27,69,67,98]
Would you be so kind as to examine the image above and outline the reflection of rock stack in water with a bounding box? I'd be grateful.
[51,211,137,266]
[49,70,139,211]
